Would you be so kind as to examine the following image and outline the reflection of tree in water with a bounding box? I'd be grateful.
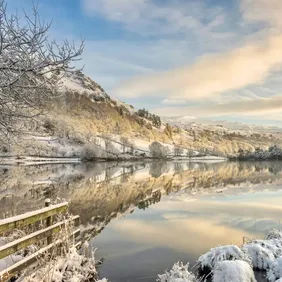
[236,161,282,174]
[174,162,185,173]
[149,162,168,178]
[268,163,282,175]
[137,190,162,210]
[3,160,282,226]
[164,179,174,195]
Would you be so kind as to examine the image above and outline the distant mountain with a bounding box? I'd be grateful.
[162,116,282,135]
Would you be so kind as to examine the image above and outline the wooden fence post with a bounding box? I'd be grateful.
[45,199,53,245]
[0,202,80,280]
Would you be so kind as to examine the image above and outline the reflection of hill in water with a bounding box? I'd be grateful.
[1,161,282,231]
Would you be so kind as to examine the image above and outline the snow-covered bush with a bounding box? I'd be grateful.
[243,243,275,270]
[198,245,251,273]
[256,239,282,257]
[22,245,106,282]
[243,236,282,271]
[267,257,282,282]
[158,262,197,282]
[266,230,282,241]
[213,260,256,282]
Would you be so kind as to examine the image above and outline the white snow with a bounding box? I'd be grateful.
[212,260,256,282]
[59,73,106,100]
[267,257,282,282]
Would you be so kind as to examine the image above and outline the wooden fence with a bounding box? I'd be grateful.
[0,200,80,282]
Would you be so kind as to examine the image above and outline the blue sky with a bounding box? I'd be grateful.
[6,0,282,126]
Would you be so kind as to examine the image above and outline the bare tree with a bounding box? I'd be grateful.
[149,141,169,159]
[174,146,183,156]
[0,1,84,144]
[101,133,116,153]
[120,136,132,153]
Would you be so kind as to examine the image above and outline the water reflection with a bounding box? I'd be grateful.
[1,161,282,281]
[1,161,282,222]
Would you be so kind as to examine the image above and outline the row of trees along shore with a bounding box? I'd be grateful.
[236,145,282,160]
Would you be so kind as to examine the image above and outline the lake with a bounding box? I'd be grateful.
[1,160,282,281]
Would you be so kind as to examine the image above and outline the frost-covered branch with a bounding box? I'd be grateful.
[0,0,84,144]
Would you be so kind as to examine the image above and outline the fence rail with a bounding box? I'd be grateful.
[0,200,80,282]
[0,202,68,235]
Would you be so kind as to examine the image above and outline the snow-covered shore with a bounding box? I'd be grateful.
[0,156,81,166]
[0,155,226,166]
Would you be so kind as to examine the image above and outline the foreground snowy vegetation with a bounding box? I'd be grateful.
[158,229,282,282]
[22,245,106,282]
[0,227,107,282]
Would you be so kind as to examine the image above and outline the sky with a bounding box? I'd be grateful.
[6,0,282,126]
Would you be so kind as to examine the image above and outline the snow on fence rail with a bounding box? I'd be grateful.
[0,200,80,282]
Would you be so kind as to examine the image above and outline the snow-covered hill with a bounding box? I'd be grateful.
[58,70,135,114]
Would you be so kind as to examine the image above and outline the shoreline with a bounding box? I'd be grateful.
[0,155,227,166]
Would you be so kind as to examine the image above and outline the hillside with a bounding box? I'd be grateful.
[3,70,282,159]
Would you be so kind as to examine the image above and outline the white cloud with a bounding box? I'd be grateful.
[114,35,282,100]
[81,0,232,39]
[153,95,282,117]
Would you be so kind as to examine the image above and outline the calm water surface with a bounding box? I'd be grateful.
[1,161,282,281]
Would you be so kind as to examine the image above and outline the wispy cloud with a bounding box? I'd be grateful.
[114,35,282,100]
